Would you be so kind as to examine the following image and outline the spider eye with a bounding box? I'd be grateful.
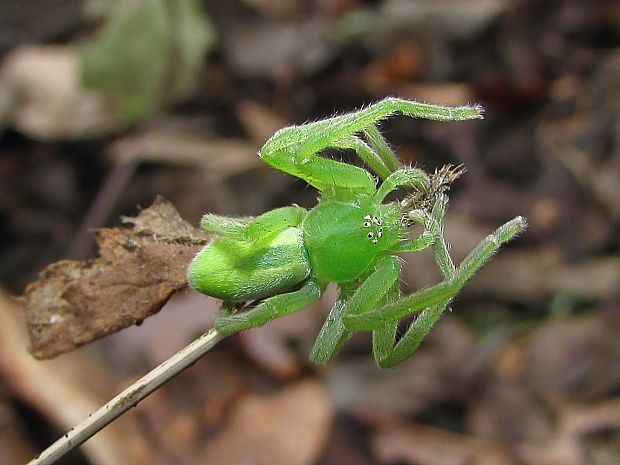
[367,232,374,238]
[377,231,383,238]
[372,238,378,244]
[364,215,372,220]
[363,222,371,227]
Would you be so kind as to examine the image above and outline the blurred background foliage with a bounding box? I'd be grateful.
[0,1,619,464]
[81,0,214,124]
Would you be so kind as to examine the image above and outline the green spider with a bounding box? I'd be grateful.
[188,97,525,368]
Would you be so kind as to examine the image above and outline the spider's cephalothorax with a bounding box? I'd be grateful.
[302,195,403,282]
[188,97,526,367]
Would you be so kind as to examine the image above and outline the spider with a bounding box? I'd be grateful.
[188,97,525,368]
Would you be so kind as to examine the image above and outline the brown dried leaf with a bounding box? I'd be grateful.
[464,247,620,303]
[523,311,620,403]
[518,398,620,465]
[22,196,208,359]
[201,380,331,465]
[120,194,206,241]
[371,417,518,465]
[328,318,475,415]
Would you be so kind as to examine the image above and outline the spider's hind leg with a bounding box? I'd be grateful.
[200,206,307,242]
[215,279,325,334]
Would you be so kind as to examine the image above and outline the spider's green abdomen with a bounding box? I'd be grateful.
[188,227,310,301]
[302,198,402,282]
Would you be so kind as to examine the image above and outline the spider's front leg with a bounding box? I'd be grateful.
[343,215,525,368]
[343,216,527,365]
[259,97,484,195]
[372,197,457,367]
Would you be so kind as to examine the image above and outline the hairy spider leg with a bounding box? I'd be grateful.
[330,135,392,179]
[260,98,483,197]
[343,216,527,333]
[199,214,252,239]
[200,206,307,242]
[362,124,401,173]
[374,168,429,203]
[294,98,483,162]
[215,279,325,334]
[310,255,402,365]
[372,198,455,367]
[309,281,357,364]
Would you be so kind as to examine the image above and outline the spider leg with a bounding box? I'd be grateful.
[374,168,430,204]
[331,135,392,179]
[343,216,527,332]
[362,124,401,173]
[311,199,448,367]
[330,124,408,180]
[372,298,451,368]
[261,133,377,195]
[215,279,325,334]
[308,282,357,365]
[200,206,306,242]
[259,97,482,195]
[295,98,483,162]
[243,206,307,241]
[310,255,402,364]
[199,213,251,239]
[372,207,455,367]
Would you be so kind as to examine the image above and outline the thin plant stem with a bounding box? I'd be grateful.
[27,328,227,465]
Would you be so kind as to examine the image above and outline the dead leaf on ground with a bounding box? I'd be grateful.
[465,247,620,303]
[523,310,620,403]
[236,100,290,143]
[518,398,620,465]
[326,318,475,417]
[370,416,518,465]
[466,380,553,445]
[22,196,208,359]
[201,380,331,465]
[238,326,303,380]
